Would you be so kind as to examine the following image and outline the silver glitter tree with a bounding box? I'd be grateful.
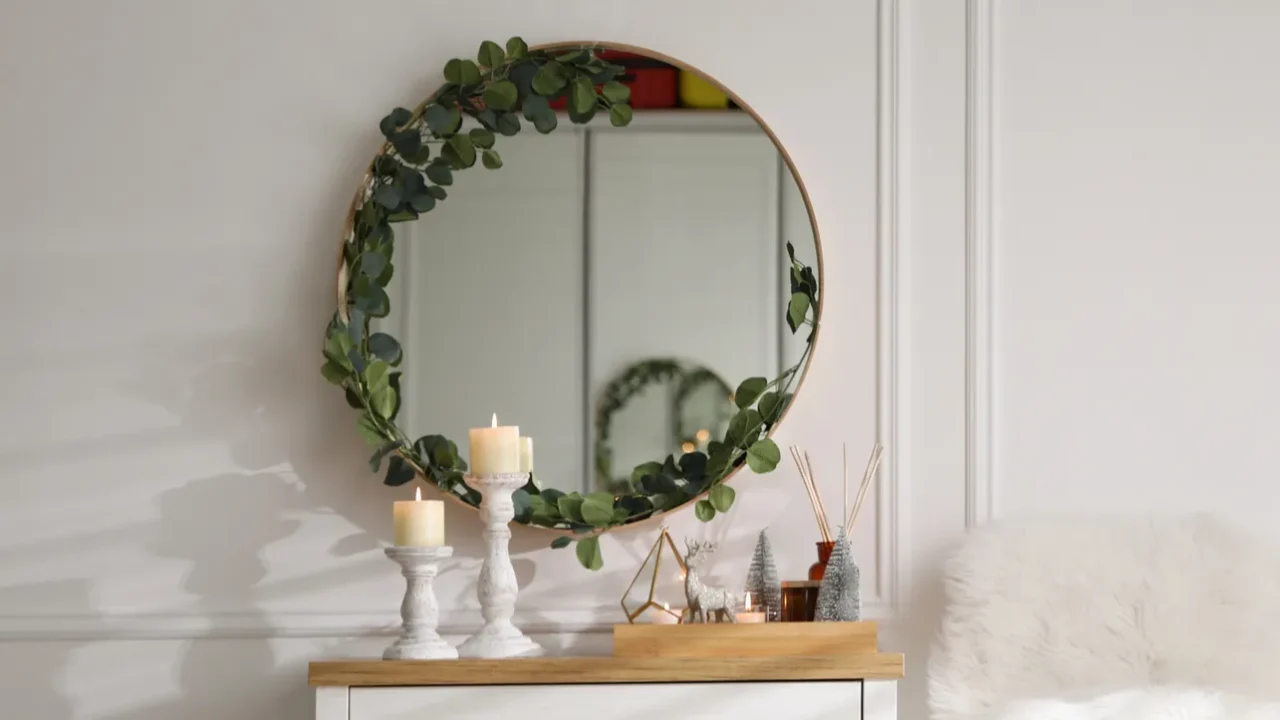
[815,526,860,622]
[743,529,781,617]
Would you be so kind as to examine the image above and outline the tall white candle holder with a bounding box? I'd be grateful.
[383,546,457,660]
[457,472,544,658]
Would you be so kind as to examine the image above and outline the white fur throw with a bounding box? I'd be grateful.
[929,515,1280,720]
[990,688,1280,720]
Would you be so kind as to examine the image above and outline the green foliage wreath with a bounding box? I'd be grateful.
[321,39,820,569]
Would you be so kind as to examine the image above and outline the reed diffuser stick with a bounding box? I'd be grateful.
[791,445,830,543]
[803,451,833,541]
[845,443,883,531]
[842,443,848,531]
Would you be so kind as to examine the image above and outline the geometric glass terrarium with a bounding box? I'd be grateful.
[621,526,688,624]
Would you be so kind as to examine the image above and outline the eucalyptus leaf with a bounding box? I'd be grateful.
[495,111,521,136]
[576,536,603,570]
[426,162,453,186]
[371,384,396,419]
[478,40,505,68]
[426,185,447,200]
[352,279,389,317]
[788,292,811,332]
[458,59,482,86]
[540,488,566,505]
[443,59,463,84]
[533,109,557,134]
[409,192,435,213]
[481,149,502,169]
[758,391,787,424]
[364,360,391,392]
[386,210,417,223]
[569,75,595,115]
[506,36,528,59]
[601,80,630,103]
[694,499,716,522]
[368,441,400,472]
[390,129,421,158]
[359,251,387,278]
[372,183,402,210]
[522,94,550,121]
[550,535,571,550]
[476,108,499,130]
[709,483,736,513]
[320,359,347,385]
[344,386,362,409]
[509,61,537,99]
[483,80,519,111]
[608,103,633,127]
[726,408,763,448]
[679,452,708,482]
[424,103,461,137]
[532,61,567,95]
[746,438,782,473]
[356,414,385,446]
[379,107,413,138]
[469,128,495,149]
[444,134,477,168]
[630,462,663,486]
[557,495,585,523]
[734,377,768,409]
[384,456,416,486]
[581,493,614,526]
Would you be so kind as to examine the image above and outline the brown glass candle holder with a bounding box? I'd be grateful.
[779,580,821,622]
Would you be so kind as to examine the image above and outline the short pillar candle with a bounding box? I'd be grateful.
[393,486,445,547]
[469,413,520,475]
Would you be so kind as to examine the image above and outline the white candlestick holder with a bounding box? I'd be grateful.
[383,546,457,660]
[457,472,544,658]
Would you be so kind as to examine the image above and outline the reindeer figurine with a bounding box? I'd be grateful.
[683,540,739,623]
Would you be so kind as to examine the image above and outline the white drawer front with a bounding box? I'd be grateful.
[349,681,863,719]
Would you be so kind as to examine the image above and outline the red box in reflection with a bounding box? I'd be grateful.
[548,51,678,111]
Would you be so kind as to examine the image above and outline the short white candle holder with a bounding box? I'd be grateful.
[457,472,544,659]
[383,546,457,660]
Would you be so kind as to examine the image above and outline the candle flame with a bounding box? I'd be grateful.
[415,486,421,501]
[744,594,752,611]
[491,413,498,427]
[662,602,670,611]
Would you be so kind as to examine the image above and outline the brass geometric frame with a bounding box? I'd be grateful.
[620,526,688,624]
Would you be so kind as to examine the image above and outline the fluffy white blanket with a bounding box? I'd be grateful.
[993,688,1280,720]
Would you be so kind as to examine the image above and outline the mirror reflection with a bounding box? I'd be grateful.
[377,50,818,493]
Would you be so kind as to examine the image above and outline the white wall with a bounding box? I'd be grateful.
[0,1,883,719]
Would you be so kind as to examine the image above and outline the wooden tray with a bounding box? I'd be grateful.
[612,620,878,659]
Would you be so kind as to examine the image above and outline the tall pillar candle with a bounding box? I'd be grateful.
[394,486,445,547]
[469,413,520,475]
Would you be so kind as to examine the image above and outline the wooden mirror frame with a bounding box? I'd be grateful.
[326,40,824,549]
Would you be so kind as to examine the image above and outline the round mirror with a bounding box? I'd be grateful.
[327,41,821,541]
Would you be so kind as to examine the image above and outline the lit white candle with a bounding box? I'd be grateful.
[736,593,766,624]
[519,436,534,474]
[393,486,445,547]
[468,413,520,475]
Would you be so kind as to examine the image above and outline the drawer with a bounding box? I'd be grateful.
[348,681,864,719]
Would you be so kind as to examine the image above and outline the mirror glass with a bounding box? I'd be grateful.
[376,48,818,493]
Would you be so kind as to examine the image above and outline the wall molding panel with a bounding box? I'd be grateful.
[965,0,995,529]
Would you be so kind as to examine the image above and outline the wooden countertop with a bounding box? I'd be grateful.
[309,653,905,687]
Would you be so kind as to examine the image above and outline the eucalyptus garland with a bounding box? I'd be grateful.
[321,39,821,570]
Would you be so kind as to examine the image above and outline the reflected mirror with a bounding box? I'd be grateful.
[376,49,817,493]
